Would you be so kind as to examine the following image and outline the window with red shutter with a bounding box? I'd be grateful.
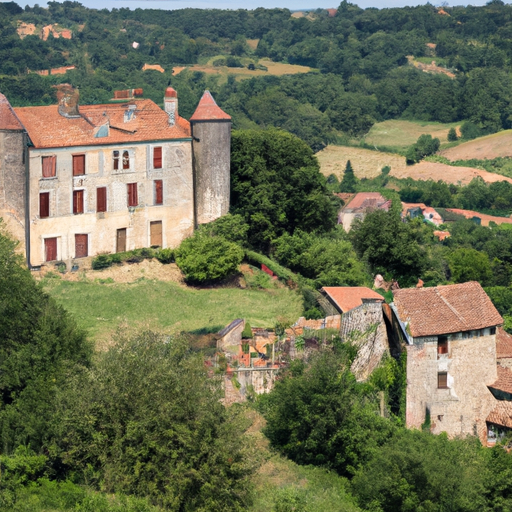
[42,156,56,177]
[127,183,138,207]
[122,150,130,170]
[45,237,57,262]
[75,234,88,258]
[73,190,84,214]
[39,192,50,218]
[153,147,162,169]
[154,180,163,205]
[97,187,107,212]
[73,154,85,176]
[113,151,120,170]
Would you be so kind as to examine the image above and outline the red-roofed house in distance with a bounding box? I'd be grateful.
[391,281,503,443]
[338,192,391,231]
[0,85,231,267]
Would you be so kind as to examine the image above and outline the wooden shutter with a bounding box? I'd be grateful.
[116,228,127,253]
[75,234,88,258]
[154,180,163,205]
[438,372,448,389]
[42,156,56,177]
[127,183,138,207]
[39,192,49,218]
[113,151,119,170]
[97,187,107,212]
[73,190,84,214]
[44,237,57,262]
[73,154,85,176]
[153,147,162,169]
[150,221,162,247]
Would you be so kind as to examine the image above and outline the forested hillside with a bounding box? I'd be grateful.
[2,1,512,149]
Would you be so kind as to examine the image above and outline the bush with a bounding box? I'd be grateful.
[175,232,244,283]
[448,127,458,141]
[460,121,484,141]
[155,248,174,264]
[213,57,227,67]
[242,321,253,339]
[91,254,112,270]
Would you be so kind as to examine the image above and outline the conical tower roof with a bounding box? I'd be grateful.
[190,90,231,122]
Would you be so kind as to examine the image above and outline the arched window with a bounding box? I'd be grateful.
[122,150,130,169]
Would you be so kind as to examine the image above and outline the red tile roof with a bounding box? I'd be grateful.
[189,91,231,122]
[497,328,512,359]
[489,365,512,395]
[345,192,388,210]
[393,282,502,338]
[487,400,512,428]
[0,93,23,131]
[322,287,384,314]
[14,99,190,149]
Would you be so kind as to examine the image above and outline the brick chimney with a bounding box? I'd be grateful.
[164,87,178,126]
[54,83,80,118]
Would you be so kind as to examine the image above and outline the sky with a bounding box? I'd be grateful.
[19,0,508,11]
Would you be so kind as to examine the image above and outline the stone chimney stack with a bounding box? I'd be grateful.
[164,87,178,126]
[55,83,80,118]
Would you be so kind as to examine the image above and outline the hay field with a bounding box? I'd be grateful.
[246,39,259,50]
[441,130,512,161]
[364,120,460,149]
[316,145,407,179]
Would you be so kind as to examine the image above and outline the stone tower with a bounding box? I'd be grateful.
[190,90,231,225]
[164,86,178,126]
[0,93,27,253]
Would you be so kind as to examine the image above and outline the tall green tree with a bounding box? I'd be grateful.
[339,160,358,193]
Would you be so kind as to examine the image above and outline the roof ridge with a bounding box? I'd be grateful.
[435,287,468,328]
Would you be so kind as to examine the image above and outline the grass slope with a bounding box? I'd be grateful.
[364,119,460,150]
[43,277,302,342]
[440,129,512,161]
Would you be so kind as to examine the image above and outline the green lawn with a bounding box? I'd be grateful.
[43,277,303,342]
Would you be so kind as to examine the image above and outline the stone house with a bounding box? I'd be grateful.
[391,281,503,443]
[0,84,231,267]
[338,192,391,231]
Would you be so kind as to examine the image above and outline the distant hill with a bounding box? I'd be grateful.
[441,130,512,161]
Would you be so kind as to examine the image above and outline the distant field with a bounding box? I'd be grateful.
[246,39,259,50]
[364,120,460,149]
[441,130,512,161]
[43,270,302,343]
[316,145,406,179]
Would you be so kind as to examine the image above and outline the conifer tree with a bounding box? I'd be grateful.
[339,160,358,193]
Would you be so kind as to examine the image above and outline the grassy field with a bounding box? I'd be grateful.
[440,129,512,161]
[316,145,407,179]
[42,274,302,343]
[364,119,460,150]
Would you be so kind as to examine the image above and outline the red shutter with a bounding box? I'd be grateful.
[73,154,85,176]
[153,147,162,169]
[127,183,138,207]
[155,180,163,205]
[45,237,57,261]
[75,234,88,258]
[39,192,50,218]
[97,187,107,212]
[73,190,84,214]
[42,156,56,177]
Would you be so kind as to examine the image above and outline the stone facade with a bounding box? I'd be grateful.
[406,329,497,442]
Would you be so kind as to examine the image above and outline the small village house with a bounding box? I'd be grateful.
[338,192,391,231]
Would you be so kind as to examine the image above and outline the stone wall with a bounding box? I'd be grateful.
[341,301,389,381]
[191,121,231,225]
[0,130,26,250]
[406,330,497,443]
[234,367,278,397]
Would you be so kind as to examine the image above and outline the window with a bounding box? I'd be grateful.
[44,237,57,262]
[42,156,56,177]
[491,327,497,335]
[438,372,448,389]
[72,154,85,176]
[437,336,448,356]
[154,180,163,205]
[116,228,127,253]
[97,187,107,213]
[127,183,138,207]
[153,147,162,169]
[113,150,120,170]
[73,190,84,214]
[75,234,88,258]
[150,221,162,247]
[122,150,130,170]
[39,192,49,218]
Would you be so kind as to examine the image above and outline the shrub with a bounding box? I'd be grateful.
[460,121,484,141]
[175,232,244,283]
[242,321,253,339]
[155,248,174,264]
[448,127,458,141]
[91,254,112,270]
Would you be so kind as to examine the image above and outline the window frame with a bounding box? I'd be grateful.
[127,183,138,207]
[437,336,448,356]
[44,237,57,262]
[438,372,448,389]
[39,192,50,218]
[154,179,163,205]
[72,154,86,176]
[73,189,84,215]
[96,187,107,213]
[153,146,163,169]
[41,155,56,178]
[113,150,120,171]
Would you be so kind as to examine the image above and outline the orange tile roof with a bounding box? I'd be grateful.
[293,315,341,330]
[393,282,502,338]
[322,287,384,313]
[345,192,387,210]
[497,328,512,359]
[14,99,191,149]
[487,400,512,428]
[0,93,23,131]
[190,91,231,122]
[489,365,512,395]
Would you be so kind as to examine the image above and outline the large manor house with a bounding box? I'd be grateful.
[0,84,231,267]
